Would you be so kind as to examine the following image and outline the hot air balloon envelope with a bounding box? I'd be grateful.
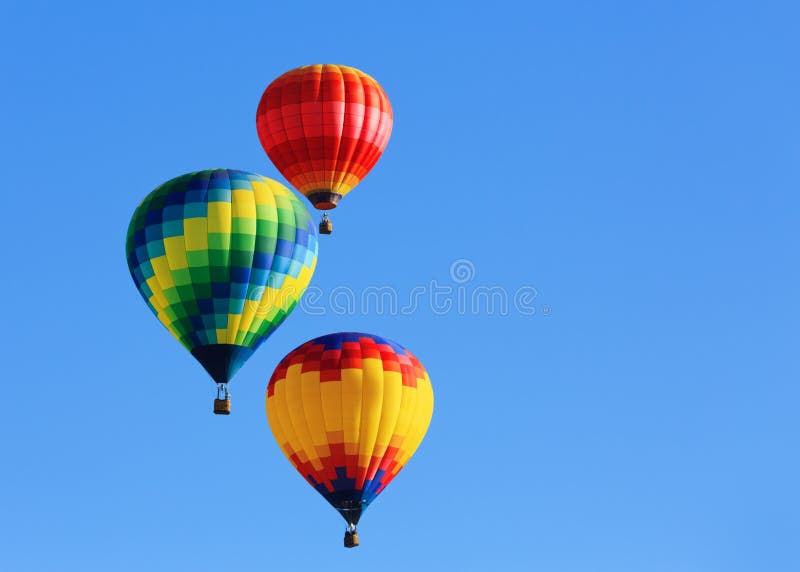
[266,332,433,541]
[126,169,318,408]
[256,64,393,210]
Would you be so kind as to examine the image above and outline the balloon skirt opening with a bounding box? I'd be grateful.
[306,191,342,210]
[191,344,254,384]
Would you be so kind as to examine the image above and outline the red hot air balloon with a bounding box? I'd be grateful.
[256,64,393,234]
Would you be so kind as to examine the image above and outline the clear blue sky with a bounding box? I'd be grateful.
[2,1,799,570]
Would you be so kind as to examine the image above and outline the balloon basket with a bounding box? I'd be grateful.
[213,398,231,415]
[319,213,332,235]
[344,531,359,548]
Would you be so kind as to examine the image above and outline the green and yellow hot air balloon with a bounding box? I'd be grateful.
[126,169,318,414]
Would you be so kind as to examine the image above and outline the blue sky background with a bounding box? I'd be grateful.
[1,1,799,570]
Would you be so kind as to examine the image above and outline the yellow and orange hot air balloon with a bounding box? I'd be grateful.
[266,333,434,547]
[256,64,393,234]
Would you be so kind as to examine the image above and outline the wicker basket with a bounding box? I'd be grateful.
[213,398,231,415]
[344,531,359,548]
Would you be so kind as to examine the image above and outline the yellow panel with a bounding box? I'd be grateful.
[145,278,168,309]
[225,312,244,345]
[233,297,257,345]
[285,363,323,470]
[215,328,228,344]
[397,374,435,467]
[251,180,278,209]
[415,376,435,441]
[163,236,188,270]
[147,294,165,316]
[207,202,232,233]
[271,378,306,467]
[320,380,343,438]
[371,370,403,459]
[183,217,208,251]
[357,358,385,471]
[331,179,356,196]
[394,385,418,439]
[277,262,316,306]
[340,367,364,456]
[300,370,331,456]
[149,256,175,289]
[390,384,419,468]
[231,189,256,219]
[155,309,173,329]
[255,286,282,317]
[266,396,290,455]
